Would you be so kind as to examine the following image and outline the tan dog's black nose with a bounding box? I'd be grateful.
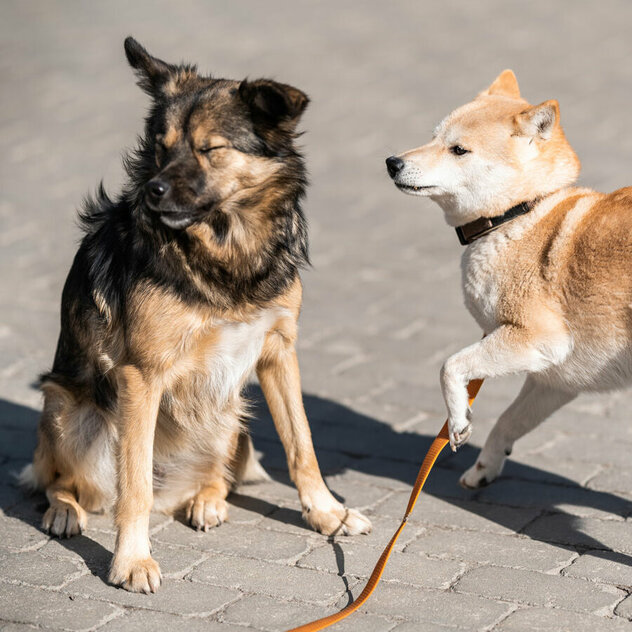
[385,156,404,178]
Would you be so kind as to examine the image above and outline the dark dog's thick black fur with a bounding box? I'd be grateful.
[44,37,310,412]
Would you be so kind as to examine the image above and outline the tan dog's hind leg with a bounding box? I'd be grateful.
[460,376,575,489]
[441,324,570,450]
[257,341,371,536]
[43,477,87,538]
[109,366,162,594]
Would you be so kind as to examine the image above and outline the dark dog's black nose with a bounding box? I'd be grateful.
[146,179,170,200]
[385,156,405,178]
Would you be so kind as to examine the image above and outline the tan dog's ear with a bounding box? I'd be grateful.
[480,69,521,99]
[514,100,560,140]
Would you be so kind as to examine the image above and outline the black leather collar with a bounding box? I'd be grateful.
[455,199,540,246]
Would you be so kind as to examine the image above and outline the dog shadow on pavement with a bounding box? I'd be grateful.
[245,386,632,569]
[1,390,631,587]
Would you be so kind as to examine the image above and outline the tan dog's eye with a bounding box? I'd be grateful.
[450,145,470,156]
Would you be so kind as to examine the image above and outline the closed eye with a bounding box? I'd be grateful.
[199,145,227,154]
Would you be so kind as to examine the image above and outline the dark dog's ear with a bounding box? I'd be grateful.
[124,36,175,95]
[239,79,309,130]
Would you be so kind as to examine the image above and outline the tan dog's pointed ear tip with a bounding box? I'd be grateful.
[543,98,560,111]
[481,69,521,99]
[499,69,517,79]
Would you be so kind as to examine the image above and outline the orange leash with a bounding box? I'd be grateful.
[287,378,484,632]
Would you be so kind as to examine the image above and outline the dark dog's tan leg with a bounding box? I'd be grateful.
[186,464,230,531]
[109,365,162,593]
[257,332,371,536]
[184,426,244,531]
[43,476,87,538]
[26,387,89,537]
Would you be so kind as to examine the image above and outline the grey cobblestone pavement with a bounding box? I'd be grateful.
[2,1,632,630]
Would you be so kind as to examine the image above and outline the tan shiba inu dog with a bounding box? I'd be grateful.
[386,70,632,489]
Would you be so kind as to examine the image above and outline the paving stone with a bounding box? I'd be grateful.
[563,550,632,587]
[496,454,602,487]
[233,478,302,506]
[455,566,625,613]
[40,529,115,570]
[0,514,48,553]
[391,623,465,632]
[407,529,576,572]
[99,609,245,632]
[0,550,83,589]
[225,492,271,525]
[326,458,423,492]
[332,512,423,553]
[523,514,632,555]
[0,622,44,632]
[299,541,463,589]
[588,467,632,496]
[0,582,120,630]
[190,553,356,605]
[64,574,240,616]
[40,527,203,578]
[222,593,394,632]
[319,478,393,511]
[153,544,207,579]
[497,607,632,631]
[259,506,320,537]
[393,621,467,632]
[372,492,541,535]
[342,582,512,628]
[155,522,312,563]
[476,479,632,519]
[615,594,632,619]
[537,435,632,469]
[0,486,26,512]
[0,429,35,461]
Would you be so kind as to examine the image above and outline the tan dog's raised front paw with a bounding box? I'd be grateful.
[448,408,473,451]
[449,422,472,451]
[303,501,372,536]
[109,556,162,593]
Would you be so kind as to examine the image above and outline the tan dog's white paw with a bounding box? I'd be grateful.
[186,493,228,531]
[304,503,372,536]
[109,556,162,593]
[42,502,87,538]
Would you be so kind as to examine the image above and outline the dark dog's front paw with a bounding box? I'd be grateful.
[303,501,372,536]
[186,492,228,531]
[109,556,162,593]
[42,502,87,538]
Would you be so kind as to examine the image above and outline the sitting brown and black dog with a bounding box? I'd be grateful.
[21,37,371,593]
